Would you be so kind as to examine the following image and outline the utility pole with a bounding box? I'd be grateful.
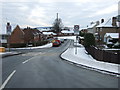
[56,13,59,36]
[57,13,58,21]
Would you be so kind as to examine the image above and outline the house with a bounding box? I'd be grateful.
[23,27,42,44]
[96,17,120,43]
[104,33,119,45]
[10,25,25,44]
[87,21,99,34]
[10,25,45,46]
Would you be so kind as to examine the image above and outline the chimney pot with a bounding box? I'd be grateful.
[101,19,104,23]
[112,17,117,27]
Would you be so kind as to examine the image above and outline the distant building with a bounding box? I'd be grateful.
[61,30,74,36]
[37,27,53,32]
[80,27,88,33]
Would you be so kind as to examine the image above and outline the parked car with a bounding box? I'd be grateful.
[64,39,67,41]
[59,39,64,43]
[52,40,61,47]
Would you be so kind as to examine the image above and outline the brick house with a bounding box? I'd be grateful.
[10,25,45,45]
[10,25,25,44]
[96,17,120,43]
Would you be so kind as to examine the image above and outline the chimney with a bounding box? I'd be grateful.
[112,17,117,27]
[101,19,104,23]
[96,21,100,25]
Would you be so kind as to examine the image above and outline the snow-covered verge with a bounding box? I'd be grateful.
[0,52,13,55]
[0,52,21,56]
[103,49,120,50]
[61,47,120,75]
[11,43,53,50]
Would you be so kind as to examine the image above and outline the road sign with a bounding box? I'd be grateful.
[74,25,79,35]
[74,25,79,30]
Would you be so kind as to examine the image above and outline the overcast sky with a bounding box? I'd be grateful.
[0,0,120,34]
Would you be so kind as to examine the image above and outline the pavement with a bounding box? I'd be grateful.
[0,43,53,58]
[0,51,23,58]
[60,42,120,76]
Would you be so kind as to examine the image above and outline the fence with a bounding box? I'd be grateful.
[85,46,120,64]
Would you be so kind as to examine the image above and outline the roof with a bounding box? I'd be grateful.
[105,33,119,39]
[96,18,119,28]
[43,32,57,35]
[37,27,52,32]
[61,30,74,34]
[96,22,113,28]
[80,27,87,31]
[13,25,25,35]
[87,23,97,29]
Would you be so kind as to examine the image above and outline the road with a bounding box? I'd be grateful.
[2,40,119,88]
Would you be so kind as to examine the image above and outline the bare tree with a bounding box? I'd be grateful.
[52,14,63,34]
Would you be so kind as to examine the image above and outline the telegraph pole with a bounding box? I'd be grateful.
[57,13,58,20]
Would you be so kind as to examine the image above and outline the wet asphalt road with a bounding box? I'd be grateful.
[2,40,119,88]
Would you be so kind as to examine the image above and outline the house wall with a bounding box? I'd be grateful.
[10,26,25,44]
[23,29,34,43]
[97,27,120,42]
[88,27,97,34]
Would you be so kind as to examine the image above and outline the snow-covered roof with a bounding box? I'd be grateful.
[87,23,97,29]
[105,33,119,39]
[96,18,119,28]
[43,32,57,35]
[80,27,87,31]
[61,30,74,34]
[96,22,113,28]
[37,27,52,32]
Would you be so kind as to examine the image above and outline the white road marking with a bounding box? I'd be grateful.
[22,58,32,64]
[0,70,16,89]
[22,52,46,64]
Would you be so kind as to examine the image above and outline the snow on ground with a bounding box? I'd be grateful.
[59,36,120,74]
[12,43,53,50]
[73,47,96,61]
[103,49,120,50]
[0,52,16,55]
[61,46,119,74]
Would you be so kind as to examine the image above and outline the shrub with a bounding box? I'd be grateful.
[84,33,95,47]
[35,40,48,46]
[10,43,26,48]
